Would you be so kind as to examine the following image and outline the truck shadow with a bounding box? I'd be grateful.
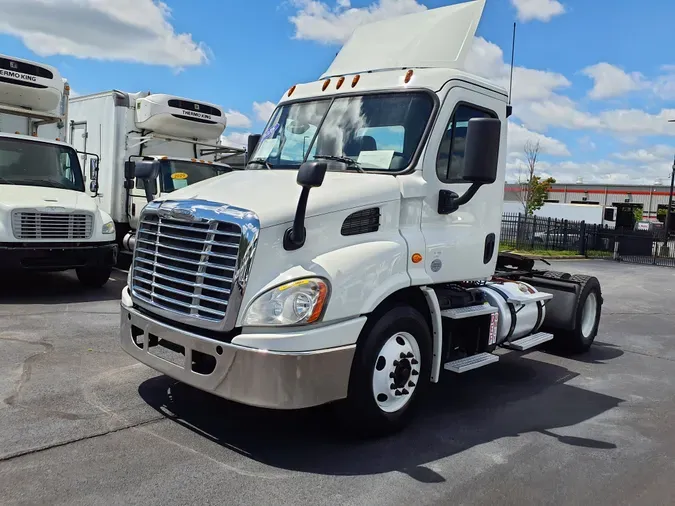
[138,351,623,482]
[0,270,126,304]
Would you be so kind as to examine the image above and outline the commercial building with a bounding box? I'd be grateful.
[504,183,673,226]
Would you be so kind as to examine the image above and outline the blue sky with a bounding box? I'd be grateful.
[1,0,673,184]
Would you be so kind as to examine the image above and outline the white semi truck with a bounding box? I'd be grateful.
[68,91,244,258]
[119,0,604,435]
[0,53,117,287]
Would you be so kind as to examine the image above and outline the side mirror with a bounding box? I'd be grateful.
[247,134,261,160]
[297,160,327,188]
[284,161,329,251]
[462,117,501,184]
[89,158,99,180]
[437,117,502,215]
[90,180,99,194]
[131,160,161,181]
[127,160,161,202]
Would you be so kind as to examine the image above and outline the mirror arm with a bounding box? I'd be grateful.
[283,186,310,251]
[438,183,483,215]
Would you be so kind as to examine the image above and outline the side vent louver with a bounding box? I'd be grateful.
[341,207,380,236]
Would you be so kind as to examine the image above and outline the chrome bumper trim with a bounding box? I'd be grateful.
[120,304,356,410]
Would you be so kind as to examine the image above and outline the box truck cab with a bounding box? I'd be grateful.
[68,91,244,255]
[119,0,604,436]
[0,53,117,287]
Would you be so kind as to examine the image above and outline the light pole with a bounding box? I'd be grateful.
[666,121,675,249]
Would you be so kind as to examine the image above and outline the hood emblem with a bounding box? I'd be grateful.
[160,206,196,221]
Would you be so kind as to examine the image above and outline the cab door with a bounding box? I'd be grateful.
[419,82,508,283]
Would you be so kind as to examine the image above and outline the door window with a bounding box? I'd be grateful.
[436,104,497,183]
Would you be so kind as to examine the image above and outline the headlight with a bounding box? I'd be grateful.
[242,278,329,327]
[102,220,115,235]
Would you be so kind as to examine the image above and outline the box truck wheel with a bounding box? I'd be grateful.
[76,265,113,288]
[337,304,431,437]
[553,274,602,354]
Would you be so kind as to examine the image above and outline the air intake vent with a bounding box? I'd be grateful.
[341,207,380,236]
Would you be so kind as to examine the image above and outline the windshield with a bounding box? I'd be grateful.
[0,137,84,191]
[249,92,434,172]
[159,159,229,193]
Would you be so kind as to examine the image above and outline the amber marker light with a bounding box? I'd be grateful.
[404,69,414,84]
[411,253,423,264]
[288,85,297,97]
[352,74,360,87]
[322,79,331,91]
[336,76,345,89]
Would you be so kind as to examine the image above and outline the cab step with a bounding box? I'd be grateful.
[441,304,498,320]
[502,332,554,351]
[444,352,499,373]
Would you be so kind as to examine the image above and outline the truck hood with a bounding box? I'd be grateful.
[157,170,402,228]
[0,185,98,213]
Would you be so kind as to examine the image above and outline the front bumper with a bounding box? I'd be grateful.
[120,291,362,410]
[0,241,118,270]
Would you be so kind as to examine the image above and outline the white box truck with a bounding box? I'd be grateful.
[119,0,604,436]
[0,53,117,287]
[68,91,244,257]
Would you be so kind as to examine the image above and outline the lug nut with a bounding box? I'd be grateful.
[390,383,396,390]
[406,352,414,358]
[412,370,419,376]
[400,352,407,359]
[395,390,402,396]
[402,388,409,395]
[389,372,395,379]
[393,360,399,366]
[408,381,415,387]
[411,358,419,365]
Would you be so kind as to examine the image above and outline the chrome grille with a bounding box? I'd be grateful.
[131,213,241,322]
[12,211,94,239]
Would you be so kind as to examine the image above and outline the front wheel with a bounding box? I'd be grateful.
[76,265,113,288]
[336,305,432,437]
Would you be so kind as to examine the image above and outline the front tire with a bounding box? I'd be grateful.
[76,265,113,288]
[337,305,432,437]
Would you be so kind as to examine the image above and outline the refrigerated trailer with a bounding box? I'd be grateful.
[119,0,604,436]
[68,91,244,255]
[0,53,117,286]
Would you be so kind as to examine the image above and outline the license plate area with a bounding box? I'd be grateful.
[149,338,186,367]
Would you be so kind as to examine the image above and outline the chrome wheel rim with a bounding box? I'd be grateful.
[581,292,598,338]
[372,331,421,413]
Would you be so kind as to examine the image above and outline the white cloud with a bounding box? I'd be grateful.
[288,0,426,44]
[582,63,648,100]
[466,37,571,104]
[510,0,565,22]
[253,101,277,123]
[0,0,208,68]
[225,110,252,129]
[612,144,674,163]
[221,132,250,149]
[507,122,570,157]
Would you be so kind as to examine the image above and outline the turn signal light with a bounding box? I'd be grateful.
[411,253,423,264]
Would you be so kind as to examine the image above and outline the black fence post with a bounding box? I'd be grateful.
[545,217,551,249]
[579,220,587,256]
[530,215,537,249]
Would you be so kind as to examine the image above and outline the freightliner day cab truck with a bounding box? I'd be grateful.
[120,0,604,435]
[68,91,244,260]
[0,53,117,287]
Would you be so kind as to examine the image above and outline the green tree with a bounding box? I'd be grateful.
[517,140,556,215]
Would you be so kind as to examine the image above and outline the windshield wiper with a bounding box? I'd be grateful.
[314,155,365,173]
[247,158,273,170]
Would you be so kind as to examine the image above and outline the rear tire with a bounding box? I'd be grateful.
[76,265,112,288]
[336,305,432,438]
[553,274,602,354]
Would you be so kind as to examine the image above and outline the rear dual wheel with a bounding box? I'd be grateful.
[337,305,432,437]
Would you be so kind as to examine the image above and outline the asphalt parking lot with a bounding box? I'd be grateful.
[1,260,675,506]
